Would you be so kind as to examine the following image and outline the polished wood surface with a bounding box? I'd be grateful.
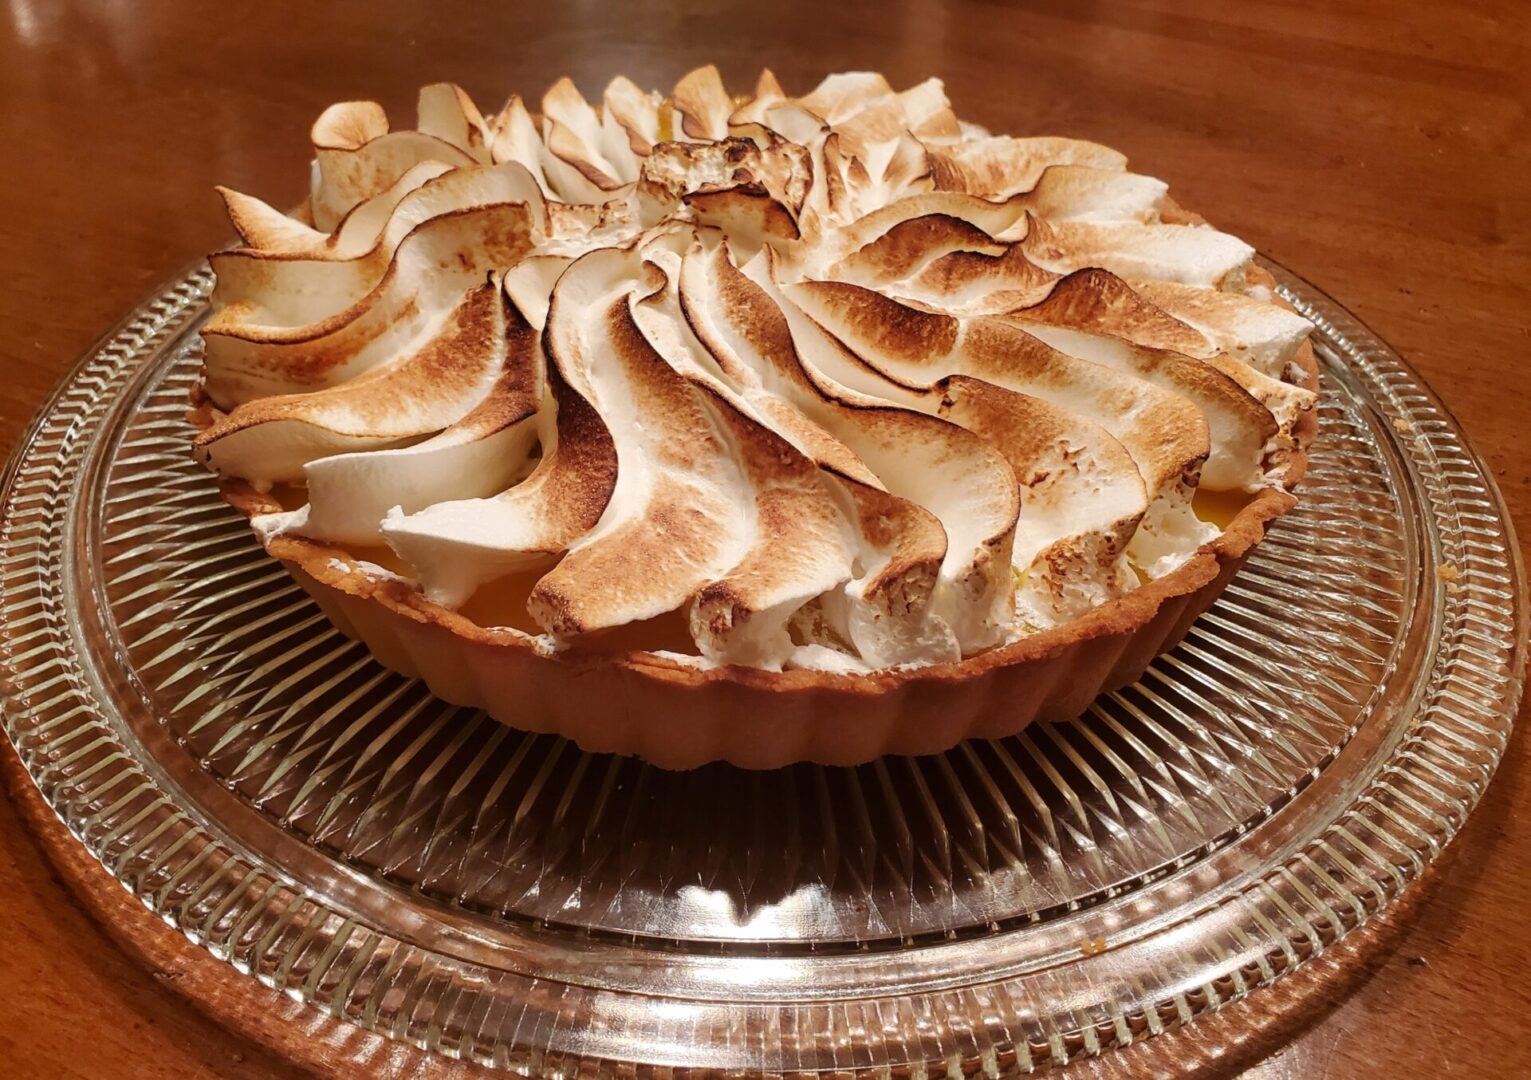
[1,1,1526,1076]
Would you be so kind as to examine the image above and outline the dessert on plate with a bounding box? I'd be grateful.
[191,66,1319,768]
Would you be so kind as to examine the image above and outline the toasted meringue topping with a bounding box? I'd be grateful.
[199,68,1314,671]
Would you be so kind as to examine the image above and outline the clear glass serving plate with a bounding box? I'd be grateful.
[0,261,1523,1075]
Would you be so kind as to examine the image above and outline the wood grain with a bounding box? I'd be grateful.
[1,1,1526,1076]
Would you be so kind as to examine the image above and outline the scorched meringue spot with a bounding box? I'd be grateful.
[191,67,1319,767]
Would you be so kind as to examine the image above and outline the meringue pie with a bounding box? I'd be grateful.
[192,67,1318,768]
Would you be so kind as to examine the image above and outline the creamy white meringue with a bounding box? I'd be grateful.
[197,67,1315,671]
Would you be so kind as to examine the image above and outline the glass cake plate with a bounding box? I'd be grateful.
[0,260,1523,1075]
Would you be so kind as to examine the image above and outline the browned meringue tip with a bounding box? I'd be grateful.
[215,186,328,252]
[1013,267,1214,356]
[672,64,732,141]
[796,71,896,125]
[728,69,787,127]
[311,100,389,149]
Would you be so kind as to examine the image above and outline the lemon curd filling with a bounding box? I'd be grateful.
[456,557,560,636]
[267,482,309,513]
[1193,488,1256,531]
[343,545,415,578]
[573,609,700,656]
[457,560,700,655]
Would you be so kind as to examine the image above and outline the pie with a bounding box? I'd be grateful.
[191,67,1319,768]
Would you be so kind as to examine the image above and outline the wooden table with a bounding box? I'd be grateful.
[1,2,1526,1076]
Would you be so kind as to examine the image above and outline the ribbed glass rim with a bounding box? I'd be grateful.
[0,259,1523,1074]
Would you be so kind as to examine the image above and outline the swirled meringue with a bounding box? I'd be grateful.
[196,67,1316,672]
